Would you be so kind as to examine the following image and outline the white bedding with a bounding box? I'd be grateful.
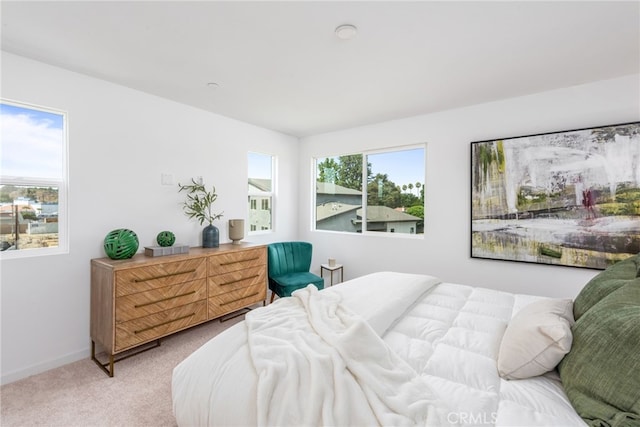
[172,272,586,426]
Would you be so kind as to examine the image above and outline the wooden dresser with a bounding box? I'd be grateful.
[90,242,267,376]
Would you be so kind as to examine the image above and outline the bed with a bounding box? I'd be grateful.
[172,256,640,427]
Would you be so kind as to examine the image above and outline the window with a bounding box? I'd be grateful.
[0,100,68,257]
[248,152,274,233]
[315,146,425,236]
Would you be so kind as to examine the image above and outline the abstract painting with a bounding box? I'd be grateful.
[471,122,640,269]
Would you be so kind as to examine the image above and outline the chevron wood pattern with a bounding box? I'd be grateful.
[116,279,207,322]
[115,300,207,352]
[207,247,266,274]
[115,258,206,297]
[208,283,266,318]
[208,266,266,296]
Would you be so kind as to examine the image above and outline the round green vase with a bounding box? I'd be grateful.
[103,229,139,259]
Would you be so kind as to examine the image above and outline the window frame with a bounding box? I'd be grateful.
[0,99,69,259]
[247,151,276,235]
[313,144,425,239]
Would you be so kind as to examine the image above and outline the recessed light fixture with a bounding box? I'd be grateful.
[335,24,357,40]
[207,82,219,89]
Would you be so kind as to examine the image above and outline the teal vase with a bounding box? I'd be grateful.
[202,224,219,248]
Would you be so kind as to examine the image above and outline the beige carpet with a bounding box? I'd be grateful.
[1,313,246,427]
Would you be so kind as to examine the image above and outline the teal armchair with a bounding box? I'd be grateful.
[267,242,324,302]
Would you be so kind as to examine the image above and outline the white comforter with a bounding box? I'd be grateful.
[172,272,586,427]
[246,273,448,426]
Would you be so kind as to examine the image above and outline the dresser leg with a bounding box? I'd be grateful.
[91,341,115,377]
[91,339,160,377]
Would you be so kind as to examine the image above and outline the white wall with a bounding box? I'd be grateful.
[0,52,300,384]
[299,74,640,299]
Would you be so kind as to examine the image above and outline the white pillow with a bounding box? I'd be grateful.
[498,298,575,380]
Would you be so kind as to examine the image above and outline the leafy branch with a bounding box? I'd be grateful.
[177,179,224,226]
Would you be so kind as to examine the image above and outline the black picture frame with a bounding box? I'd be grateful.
[470,121,640,269]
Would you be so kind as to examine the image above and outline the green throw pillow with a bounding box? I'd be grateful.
[573,254,640,320]
[559,256,640,427]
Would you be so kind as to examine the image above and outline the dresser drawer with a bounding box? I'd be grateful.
[116,279,207,323]
[208,283,266,318]
[208,266,266,296]
[207,247,266,275]
[116,258,206,297]
[115,300,207,352]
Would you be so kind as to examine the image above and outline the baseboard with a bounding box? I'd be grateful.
[1,347,90,386]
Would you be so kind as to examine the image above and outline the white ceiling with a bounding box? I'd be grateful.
[1,1,639,137]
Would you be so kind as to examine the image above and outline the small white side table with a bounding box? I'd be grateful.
[320,263,344,286]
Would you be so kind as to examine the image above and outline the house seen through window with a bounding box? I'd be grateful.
[0,100,68,257]
[248,152,274,233]
[315,146,425,235]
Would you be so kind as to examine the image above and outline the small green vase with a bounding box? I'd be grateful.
[156,231,176,247]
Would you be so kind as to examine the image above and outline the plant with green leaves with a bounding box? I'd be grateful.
[178,179,224,226]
